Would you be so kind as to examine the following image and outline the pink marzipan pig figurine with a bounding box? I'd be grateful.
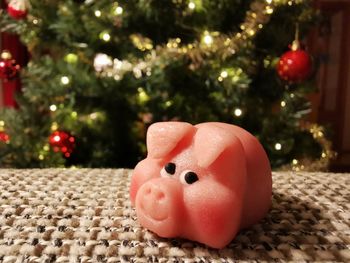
[130,122,272,249]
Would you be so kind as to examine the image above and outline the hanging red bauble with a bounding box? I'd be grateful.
[0,131,10,143]
[277,41,312,83]
[7,0,30,20]
[0,50,21,81]
[49,131,75,158]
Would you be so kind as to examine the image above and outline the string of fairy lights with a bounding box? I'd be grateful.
[1,0,336,170]
[93,0,281,78]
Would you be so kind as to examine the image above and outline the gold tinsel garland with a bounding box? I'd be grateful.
[280,123,337,172]
[97,0,279,78]
[131,0,335,171]
[3,0,334,170]
[93,0,336,171]
[97,0,308,77]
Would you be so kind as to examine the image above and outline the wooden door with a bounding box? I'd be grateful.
[312,0,350,171]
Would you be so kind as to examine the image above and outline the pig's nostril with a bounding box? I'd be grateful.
[145,187,152,195]
[155,191,165,200]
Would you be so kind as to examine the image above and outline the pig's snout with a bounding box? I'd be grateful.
[138,183,168,221]
[135,177,184,237]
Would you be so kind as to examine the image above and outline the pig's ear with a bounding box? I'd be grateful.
[194,125,241,168]
[147,122,194,159]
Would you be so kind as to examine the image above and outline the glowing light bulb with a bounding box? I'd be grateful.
[275,143,282,151]
[115,6,123,15]
[188,2,196,9]
[292,159,298,165]
[95,10,101,17]
[203,32,213,46]
[90,113,98,120]
[51,122,58,131]
[220,71,228,78]
[50,105,57,112]
[100,31,111,42]
[1,51,12,60]
[61,76,70,85]
[248,29,256,36]
[103,33,111,41]
[234,108,243,117]
[281,101,286,107]
[265,6,274,14]
[65,53,78,64]
[138,88,150,104]
[165,101,173,107]
[94,53,113,72]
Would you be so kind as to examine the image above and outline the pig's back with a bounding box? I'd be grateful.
[198,122,272,229]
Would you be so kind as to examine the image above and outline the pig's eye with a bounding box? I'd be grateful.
[161,162,176,177]
[180,170,199,185]
[165,162,176,174]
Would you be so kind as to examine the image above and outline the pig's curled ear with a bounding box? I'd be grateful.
[147,122,194,159]
[194,125,241,168]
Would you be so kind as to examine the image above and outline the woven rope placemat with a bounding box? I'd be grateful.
[0,169,349,262]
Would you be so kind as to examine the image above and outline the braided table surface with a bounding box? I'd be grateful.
[0,169,349,262]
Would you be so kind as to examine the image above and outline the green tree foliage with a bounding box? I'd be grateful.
[0,0,322,168]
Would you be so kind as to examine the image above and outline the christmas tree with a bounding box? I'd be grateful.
[0,0,334,169]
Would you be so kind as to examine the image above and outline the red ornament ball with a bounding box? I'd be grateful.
[277,49,312,83]
[0,131,10,143]
[0,55,21,81]
[7,5,27,19]
[7,0,29,20]
[49,131,75,158]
